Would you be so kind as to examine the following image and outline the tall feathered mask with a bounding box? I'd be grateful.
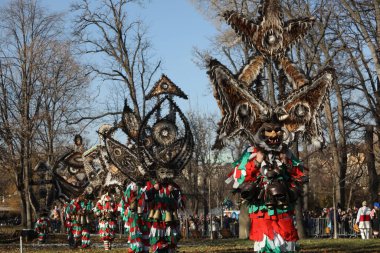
[208,0,334,151]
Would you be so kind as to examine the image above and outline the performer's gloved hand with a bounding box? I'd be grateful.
[256,151,264,163]
[254,151,264,168]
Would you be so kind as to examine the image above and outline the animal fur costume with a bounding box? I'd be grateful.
[207,0,334,252]
[94,192,118,250]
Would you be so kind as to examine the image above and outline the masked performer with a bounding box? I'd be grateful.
[63,200,74,248]
[208,61,332,252]
[64,194,93,249]
[34,210,50,244]
[94,189,118,251]
[207,0,333,251]
[228,144,305,252]
[102,75,193,252]
[146,181,184,253]
[120,182,150,253]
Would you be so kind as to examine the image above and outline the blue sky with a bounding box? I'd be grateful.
[0,0,221,143]
[40,0,219,113]
[0,0,219,142]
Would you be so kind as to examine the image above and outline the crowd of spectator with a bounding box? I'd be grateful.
[303,202,380,239]
[187,213,239,238]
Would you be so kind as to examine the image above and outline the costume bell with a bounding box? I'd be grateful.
[119,182,150,253]
[228,147,304,252]
[145,181,184,253]
[207,0,333,249]
[64,195,93,249]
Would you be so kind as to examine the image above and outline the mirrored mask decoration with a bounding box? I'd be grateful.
[103,123,147,183]
[104,74,194,183]
[138,76,193,181]
[223,0,315,89]
[51,131,129,201]
[208,59,333,151]
[29,162,55,215]
[53,137,89,200]
[82,125,129,197]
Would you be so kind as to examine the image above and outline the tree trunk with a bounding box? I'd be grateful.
[203,175,208,236]
[291,137,306,239]
[24,162,32,228]
[324,97,342,203]
[20,191,27,227]
[239,204,250,239]
[335,79,347,208]
[347,185,353,210]
[303,143,309,211]
[366,125,378,203]
[193,163,199,215]
[209,178,213,240]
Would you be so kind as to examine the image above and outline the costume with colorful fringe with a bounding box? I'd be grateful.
[227,147,304,253]
[34,216,50,243]
[64,197,93,248]
[63,201,75,247]
[145,181,184,253]
[94,193,118,250]
[119,182,150,253]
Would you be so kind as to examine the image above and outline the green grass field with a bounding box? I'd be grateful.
[1,238,380,252]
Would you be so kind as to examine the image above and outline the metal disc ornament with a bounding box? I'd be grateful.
[152,120,177,146]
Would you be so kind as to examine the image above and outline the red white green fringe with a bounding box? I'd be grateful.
[253,233,296,253]
[64,198,93,248]
[34,217,49,243]
[146,182,183,253]
[94,193,118,242]
[119,182,150,252]
[104,240,111,251]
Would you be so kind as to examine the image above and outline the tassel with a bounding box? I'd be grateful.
[104,240,110,250]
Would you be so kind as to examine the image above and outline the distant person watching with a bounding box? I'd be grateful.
[356,201,371,239]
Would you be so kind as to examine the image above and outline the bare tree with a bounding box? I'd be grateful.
[36,41,91,164]
[182,111,230,237]
[332,0,380,200]
[0,0,64,228]
[0,0,90,228]
[72,0,161,124]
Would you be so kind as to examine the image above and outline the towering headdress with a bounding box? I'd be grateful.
[208,0,334,150]
[104,74,194,182]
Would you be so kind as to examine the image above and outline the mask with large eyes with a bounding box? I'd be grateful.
[157,167,174,180]
[208,57,333,150]
[254,122,285,152]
